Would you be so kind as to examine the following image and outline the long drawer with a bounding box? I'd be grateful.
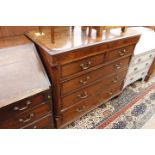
[61,70,127,109]
[0,90,51,122]
[60,81,123,126]
[61,45,134,78]
[0,102,51,129]
[61,57,130,95]
[61,53,105,77]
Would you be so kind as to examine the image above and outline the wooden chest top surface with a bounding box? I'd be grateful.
[26,27,141,55]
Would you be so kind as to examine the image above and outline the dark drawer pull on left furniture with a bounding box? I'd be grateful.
[14,101,31,111]
[19,113,34,123]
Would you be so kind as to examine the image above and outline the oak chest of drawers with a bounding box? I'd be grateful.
[0,36,54,129]
[27,27,140,128]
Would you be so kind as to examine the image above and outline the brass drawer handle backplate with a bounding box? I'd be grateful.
[79,76,90,85]
[80,61,91,70]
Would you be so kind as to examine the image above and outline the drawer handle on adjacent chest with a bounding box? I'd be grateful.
[134,67,138,71]
[130,77,134,81]
[19,113,34,123]
[80,61,91,70]
[138,58,141,62]
[79,76,90,85]
[146,63,149,66]
[14,101,31,111]
[77,91,88,99]
[76,106,86,113]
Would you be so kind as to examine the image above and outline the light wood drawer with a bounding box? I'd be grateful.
[61,53,105,77]
[105,45,135,62]
[0,102,51,129]
[131,52,155,66]
[61,57,130,95]
[128,59,153,75]
[61,81,123,126]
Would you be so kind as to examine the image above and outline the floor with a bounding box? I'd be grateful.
[142,114,155,129]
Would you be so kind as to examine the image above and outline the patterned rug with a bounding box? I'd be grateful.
[66,76,155,129]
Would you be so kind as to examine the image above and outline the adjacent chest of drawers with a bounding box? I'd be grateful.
[0,90,54,129]
[0,36,54,129]
[27,29,140,128]
[123,50,155,88]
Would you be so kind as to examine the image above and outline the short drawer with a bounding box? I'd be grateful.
[61,70,127,109]
[0,90,52,122]
[105,45,135,62]
[61,53,105,77]
[131,52,155,66]
[0,102,51,129]
[61,81,123,126]
[128,59,153,75]
[124,69,148,87]
[61,57,130,95]
[22,114,54,129]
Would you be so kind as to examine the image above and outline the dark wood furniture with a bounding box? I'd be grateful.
[27,27,140,128]
[0,36,54,129]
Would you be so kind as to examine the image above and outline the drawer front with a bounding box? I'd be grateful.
[22,114,54,129]
[61,70,127,109]
[132,52,155,66]
[0,90,51,122]
[61,53,105,77]
[128,59,153,75]
[124,69,148,87]
[105,45,135,62]
[0,102,51,129]
[61,81,123,125]
[61,57,130,95]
